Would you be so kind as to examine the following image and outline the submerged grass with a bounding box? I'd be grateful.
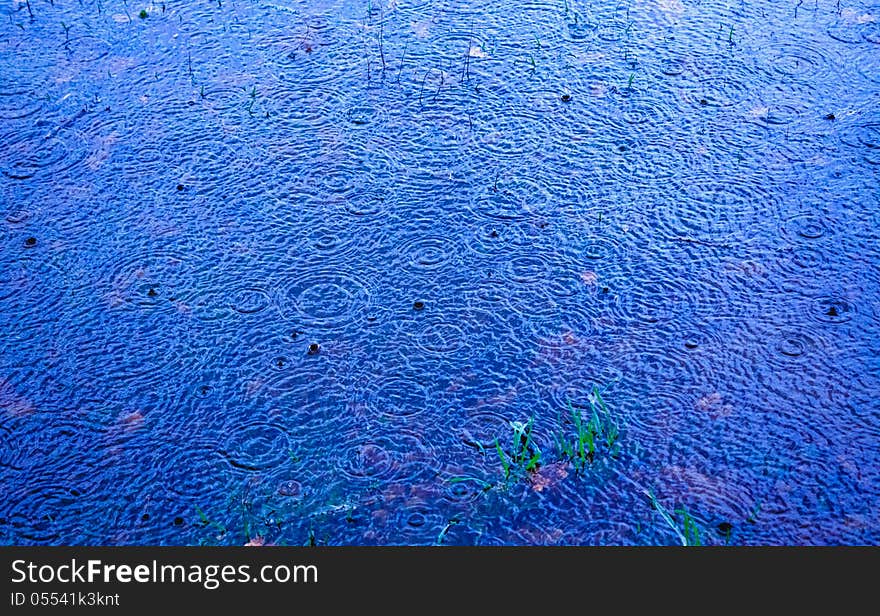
[435,518,460,545]
[557,385,620,470]
[644,490,703,546]
[495,417,542,481]
[195,504,227,538]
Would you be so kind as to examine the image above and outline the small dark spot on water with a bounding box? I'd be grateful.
[24,236,37,247]
[366,315,377,322]
[274,357,287,368]
[70,489,81,497]
[173,517,184,526]
[825,113,836,120]
[602,287,610,294]
[176,184,184,191]
[699,98,709,106]
[197,385,212,397]
[307,342,320,355]
[147,287,158,297]
[618,144,628,152]
[139,9,148,19]
[718,521,733,533]
[685,341,699,349]
[413,300,425,311]
[561,94,572,102]
[826,306,838,317]
[141,513,150,522]
[489,229,499,238]
[291,330,301,340]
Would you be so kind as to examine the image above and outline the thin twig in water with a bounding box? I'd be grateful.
[397,42,408,85]
[379,10,386,72]
[25,0,33,19]
[463,21,473,82]
[187,51,195,86]
[418,69,430,108]
[433,69,444,103]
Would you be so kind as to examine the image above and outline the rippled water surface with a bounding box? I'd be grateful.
[1,0,878,545]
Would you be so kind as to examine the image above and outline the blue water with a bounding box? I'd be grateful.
[1,0,878,545]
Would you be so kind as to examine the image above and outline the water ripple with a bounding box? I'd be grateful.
[469,172,552,221]
[220,421,294,472]
[471,107,549,160]
[338,429,438,484]
[1,125,90,181]
[839,122,880,165]
[279,270,373,331]
[652,176,779,243]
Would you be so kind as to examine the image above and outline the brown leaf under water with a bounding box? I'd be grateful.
[530,462,569,493]
[562,331,581,346]
[410,20,431,39]
[171,300,191,315]
[516,526,565,544]
[723,259,765,278]
[580,271,598,286]
[86,132,118,171]
[476,385,519,409]
[841,8,876,24]
[0,380,35,416]
[695,392,734,418]
[117,410,145,432]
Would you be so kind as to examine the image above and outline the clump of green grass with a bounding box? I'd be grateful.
[446,419,542,493]
[495,417,542,482]
[644,490,703,546]
[139,9,148,19]
[557,385,620,470]
[195,504,228,541]
[677,507,702,546]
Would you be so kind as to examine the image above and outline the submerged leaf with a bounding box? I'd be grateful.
[530,462,569,492]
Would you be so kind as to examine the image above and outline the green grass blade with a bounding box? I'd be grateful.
[645,490,687,546]
[495,439,510,479]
